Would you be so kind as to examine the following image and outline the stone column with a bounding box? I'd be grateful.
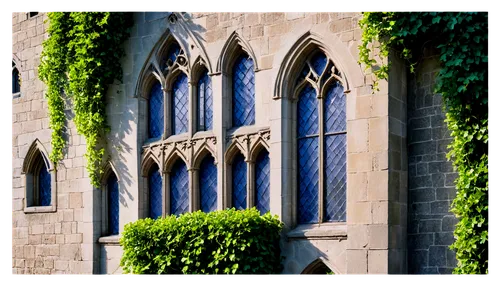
[246,160,255,208]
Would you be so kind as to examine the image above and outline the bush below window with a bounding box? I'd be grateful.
[120,208,283,274]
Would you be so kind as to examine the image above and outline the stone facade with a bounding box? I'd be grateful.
[407,55,458,274]
[12,12,456,274]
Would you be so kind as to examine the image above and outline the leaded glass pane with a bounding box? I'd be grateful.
[167,43,180,64]
[324,134,346,222]
[311,52,327,76]
[232,154,247,210]
[170,159,189,215]
[255,149,270,214]
[199,156,217,213]
[38,162,51,207]
[172,73,189,135]
[297,84,319,138]
[297,137,319,224]
[148,82,164,138]
[324,82,346,133]
[232,55,255,127]
[148,165,162,219]
[197,71,213,131]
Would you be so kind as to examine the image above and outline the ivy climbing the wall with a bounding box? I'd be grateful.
[358,12,488,274]
[38,12,133,187]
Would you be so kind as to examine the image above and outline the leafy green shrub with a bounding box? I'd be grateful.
[120,208,284,274]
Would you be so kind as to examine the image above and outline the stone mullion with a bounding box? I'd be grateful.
[164,89,171,139]
[164,171,171,216]
[187,168,197,212]
[318,96,324,223]
[192,169,200,211]
[188,81,195,137]
[246,160,255,209]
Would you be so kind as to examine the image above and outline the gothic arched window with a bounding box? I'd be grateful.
[232,153,247,210]
[12,61,20,94]
[107,173,119,235]
[296,51,346,224]
[172,73,189,135]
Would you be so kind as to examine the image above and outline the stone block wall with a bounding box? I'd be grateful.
[12,12,93,274]
[407,55,458,274]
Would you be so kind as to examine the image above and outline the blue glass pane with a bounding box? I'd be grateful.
[170,159,189,215]
[167,43,180,64]
[148,82,164,138]
[199,156,217,212]
[232,55,255,127]
[148,165,163,219]
[324,134,347,222]
[232,154,247,210]
[38,161,51,207]
[172,73,189,135]
[297,137,319,224]
[255,149,270,214]
[108,173,119,235]
[324,82,346,133]
[311,52,327,76]
[197,71,213,131]
[297,84,319,137]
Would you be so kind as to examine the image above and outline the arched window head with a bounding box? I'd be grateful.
[199,155,217,212]
[296,50,346,224]
[148,164,163,219]
[172,73,189,135]
[170,159,188,215]
[232,153,247,210]
[232,54,255,128]
[148,81,164,139]
[197,69,213,132]
[255,149,270,214]
[12,61,20,94]
[107,173,119,235]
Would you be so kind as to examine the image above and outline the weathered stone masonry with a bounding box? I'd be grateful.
[407,55,458,274]
[12,12,458,274]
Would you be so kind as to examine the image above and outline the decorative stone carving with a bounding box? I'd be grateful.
[225,128,270,162]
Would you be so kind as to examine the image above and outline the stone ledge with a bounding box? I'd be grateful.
[287,223,347,240]
[24,205,56,214]
[98,235,121,245]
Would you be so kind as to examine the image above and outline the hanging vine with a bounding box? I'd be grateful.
[358,12,488,274]
[38,12,133,187]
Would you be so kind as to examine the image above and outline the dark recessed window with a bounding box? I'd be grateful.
[29,12,39,18]
[12,61,20,94]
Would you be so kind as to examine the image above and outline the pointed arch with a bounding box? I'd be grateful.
[192,143,217,169]
[140,149,162,177]
[190,56,210,84]
[22,139,53,174]
[164,148,188,173]
[224,140,247,164]
[101,160,120,184]
[216,31,259,74]
[248,137,270,163]
[301,257,339,274]
[137,64,164,99]
[274,31,352,100]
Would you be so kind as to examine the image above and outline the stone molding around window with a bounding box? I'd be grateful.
[22,139,57,213]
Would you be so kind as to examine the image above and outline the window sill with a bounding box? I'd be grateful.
[192,130,214,139]
[12,92,21,99]
[98,235,121,245]
[287,223,347,241]
[24,205,56,214]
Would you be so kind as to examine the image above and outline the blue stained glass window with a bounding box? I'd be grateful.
[324,134,346,222]
[148,165,163,219]
[149,82,164,139]
[38,159,51,207]
[297,84,320,224]
[324,82,346,133]
[197,71,213,131]
[172,73,189,135]
[311,52,327,76]
[107,173,119,235]
[232,154,247,210]
[13,66,20,93]
[170,159,189,215]
[255,149,270,214]
[232,55,255,127]
[297,85,319,137]
[199,156,217,212]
